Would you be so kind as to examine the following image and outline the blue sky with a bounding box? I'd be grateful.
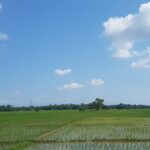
[0,0,150,106]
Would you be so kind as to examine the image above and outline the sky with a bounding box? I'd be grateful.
[0,0,150,106]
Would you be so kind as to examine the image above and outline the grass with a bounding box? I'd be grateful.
[0,109,149,150]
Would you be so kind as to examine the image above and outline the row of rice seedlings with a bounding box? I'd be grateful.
[0,144,15,150]
[75,118,150,127]
[41,126,150,141]
[0,126,50,142]
[26,143,150,150]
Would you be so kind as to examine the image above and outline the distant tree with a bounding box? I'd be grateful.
[88,101,96,110]
[35,107,39,112]
[93,98,104,110]
[79,107,85,111]
[88,98,104,110]
[79,103,87,111]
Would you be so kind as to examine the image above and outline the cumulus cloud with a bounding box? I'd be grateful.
[0,32,8,41]
[57,82,83,90]
[131,58,150,68]
[131,48,150,68]
[103,2,150,59]
[54,69,72,76]
[90,78,104,86]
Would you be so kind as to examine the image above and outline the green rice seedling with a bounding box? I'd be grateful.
[26,143,150,150]
[0,110,150,150]
[42,125,150,141]
[0,127,51,142]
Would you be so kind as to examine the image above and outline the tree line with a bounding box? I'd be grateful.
[0,98,149,112]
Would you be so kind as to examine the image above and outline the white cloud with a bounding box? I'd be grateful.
[131,48,150,69]
[90,78,104,86]
[103,2,150,59]
[131,47,150,69]
[112,49,132,58]
[57,82,83,90]
[131,58,150,68]
[0,32,8,41]
[54,69,72,76]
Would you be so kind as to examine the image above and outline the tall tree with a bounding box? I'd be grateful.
[95,98,104,110]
